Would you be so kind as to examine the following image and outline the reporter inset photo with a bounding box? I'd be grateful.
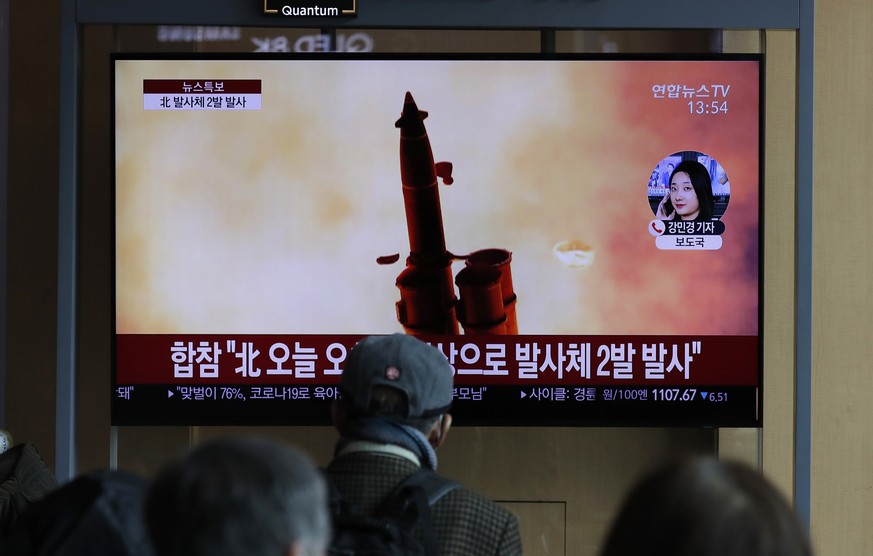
[648,152,731,221]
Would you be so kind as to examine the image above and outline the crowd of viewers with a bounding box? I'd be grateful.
[0,334,812,556]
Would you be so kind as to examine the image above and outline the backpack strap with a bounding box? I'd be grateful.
[377,469,460,556]
[324,468,355,517]
[395,468,460,506]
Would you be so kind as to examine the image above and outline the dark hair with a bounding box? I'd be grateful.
[665,160,715,221]
[145,436,329,556]
[599,457,812,556]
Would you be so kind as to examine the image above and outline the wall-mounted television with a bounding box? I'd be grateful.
[112,53,762,427]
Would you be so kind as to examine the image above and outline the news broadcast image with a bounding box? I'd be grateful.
[113,56,761,426]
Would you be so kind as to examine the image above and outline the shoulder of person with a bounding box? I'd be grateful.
[438,481,517,519]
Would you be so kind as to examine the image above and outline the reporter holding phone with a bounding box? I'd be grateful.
[655,160,715,222]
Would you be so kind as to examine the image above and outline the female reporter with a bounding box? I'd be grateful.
[655,160,715,221]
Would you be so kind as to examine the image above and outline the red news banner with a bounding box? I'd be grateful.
[116,335,758,387]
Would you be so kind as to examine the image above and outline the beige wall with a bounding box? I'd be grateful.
[761,29,798,500]
[812,1,873,554]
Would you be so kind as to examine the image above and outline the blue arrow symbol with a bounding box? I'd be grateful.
[520,391,527,399]
[700,391,708,400]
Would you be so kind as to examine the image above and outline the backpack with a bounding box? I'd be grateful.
[327,468,459,556]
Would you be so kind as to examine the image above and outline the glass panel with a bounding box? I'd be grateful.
[111,26,764,56]
[114,25,540,54]
[557,29,724,53]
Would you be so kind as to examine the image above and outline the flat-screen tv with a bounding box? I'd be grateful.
[112,53,762,426]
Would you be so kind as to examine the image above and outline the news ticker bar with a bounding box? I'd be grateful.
[111,384,760,427]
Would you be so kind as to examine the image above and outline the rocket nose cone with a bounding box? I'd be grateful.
[396,91,427,129]
[402,92,420,116]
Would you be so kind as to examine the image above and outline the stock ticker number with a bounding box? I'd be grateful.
[652,388,729,403]
[652,388,698,402]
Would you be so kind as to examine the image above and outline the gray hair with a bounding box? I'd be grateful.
[146,435,329,556]
[341,385,441,434]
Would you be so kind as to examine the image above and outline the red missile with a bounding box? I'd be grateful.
[383,92,518,336]
[393,92,459,335]
[395,92,455,262]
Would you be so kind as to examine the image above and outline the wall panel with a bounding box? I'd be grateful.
[812,1,873,553]
[762,29,797,501]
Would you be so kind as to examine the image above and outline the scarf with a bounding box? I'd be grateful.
[335,417,438,470]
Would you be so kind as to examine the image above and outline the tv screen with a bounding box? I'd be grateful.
[112,54,762,426]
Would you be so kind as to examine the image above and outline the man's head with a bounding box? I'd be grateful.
[335,334,454,445]
[145,435,329,556]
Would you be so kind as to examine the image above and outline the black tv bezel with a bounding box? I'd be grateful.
[110,52,764,428]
